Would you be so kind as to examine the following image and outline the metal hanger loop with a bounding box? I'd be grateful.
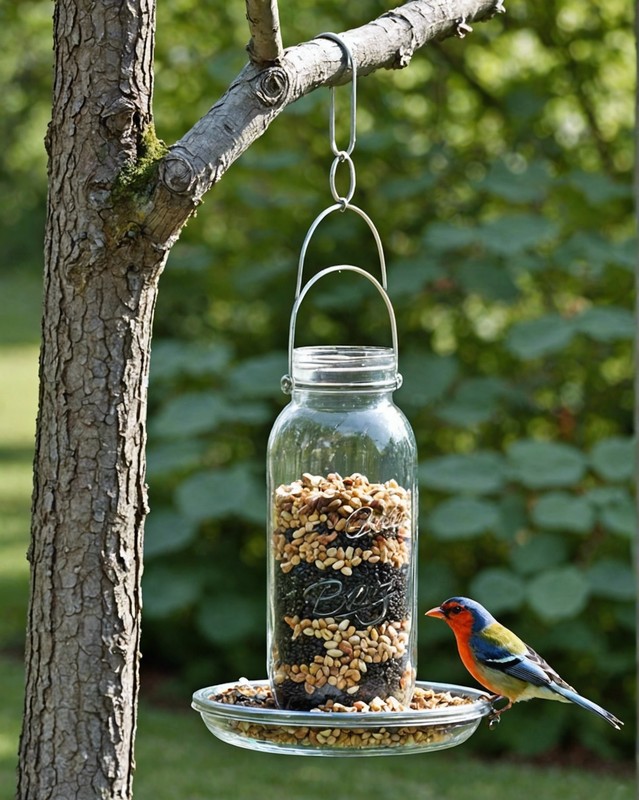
[315,32,357,158]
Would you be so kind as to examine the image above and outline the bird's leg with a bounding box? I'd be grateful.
[486,694,513,729]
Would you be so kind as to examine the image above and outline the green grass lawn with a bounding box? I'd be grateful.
[138,707,634,800]
[0,274,635,799]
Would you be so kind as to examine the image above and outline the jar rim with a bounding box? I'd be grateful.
[282,345,402,393]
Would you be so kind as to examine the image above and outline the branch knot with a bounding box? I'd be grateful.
[158,151,198,196]
[255,66,289,107]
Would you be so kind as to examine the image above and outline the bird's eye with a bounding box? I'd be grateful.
[450,606,463,615]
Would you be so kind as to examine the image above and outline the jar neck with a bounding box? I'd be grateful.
[291,386,395,410]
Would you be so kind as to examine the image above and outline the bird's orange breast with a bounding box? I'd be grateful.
[454,634,492,688]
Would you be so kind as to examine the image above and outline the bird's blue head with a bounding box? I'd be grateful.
[426,596,497,634]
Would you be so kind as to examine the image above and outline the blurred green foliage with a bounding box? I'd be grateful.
[3,0,634,760]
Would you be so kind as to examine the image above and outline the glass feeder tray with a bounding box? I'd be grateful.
[192,679,492,756]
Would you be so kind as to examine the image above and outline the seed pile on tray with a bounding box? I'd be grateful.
[213,681,472,712]
[270,471,414,710]
[210,681,476,750]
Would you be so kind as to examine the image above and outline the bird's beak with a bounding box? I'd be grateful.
[425,606,445,619]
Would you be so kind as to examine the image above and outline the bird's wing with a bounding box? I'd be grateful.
[472,624,574,691]
[505,643,575,690]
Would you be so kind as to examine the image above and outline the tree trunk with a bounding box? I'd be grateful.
[18,1,503,797]
[17,1,162,797]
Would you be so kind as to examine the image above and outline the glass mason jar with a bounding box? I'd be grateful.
[267,344,418,710]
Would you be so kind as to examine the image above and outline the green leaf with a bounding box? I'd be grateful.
[426,497,499,539]
[146,439,206,478]
[558,235,634,275]
[493,493,528,540]
[167,244,214,272]
[384,171,437,201]
[388,257,444,296]
[542,619,605,654]
[527,567,590,621]
[590,437,635,482]
[176,463,265,524]
[396,352,458,408]
[554,232,618,279]
[313,278,376,312]
[476,159,548,204]
[242,148,304,171]
[150,391,229,439]
[568,171,631,204]
[585,486,629,509]
[144,510,198,558]
[469,567,525,614]
[142,566,201,618]
[506,315,575,359]
[236,256,290,294]
[574,307,634,343]
[599,495,636,539]
[510,533,569,576]
[586,559,635,601]
[418,561,459,608]
[456,261,520,303]
[422,222,477,252]
[473,213,558,256]
[508,252,548,275]
[587,487,635,538]
[531,491,595,534]
[150,340,231,382]
[196,594,263,645]
[610,237,636,271]
[150,392,269,436]
[418,451,506,494]
[437,377,506,426]
[507,439,586,489]
[228,352,288,398]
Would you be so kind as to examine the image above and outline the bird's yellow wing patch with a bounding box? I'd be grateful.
[481,621,528,655]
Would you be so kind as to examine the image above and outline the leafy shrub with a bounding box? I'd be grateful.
[141,0,634,758]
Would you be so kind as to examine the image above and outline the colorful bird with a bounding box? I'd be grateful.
[426,596,623,729]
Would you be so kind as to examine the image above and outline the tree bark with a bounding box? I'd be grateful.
[245,0,284,65]
[18,1,503,797]
[17,1,161,798]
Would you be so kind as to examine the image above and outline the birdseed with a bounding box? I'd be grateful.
[270,472,415,710]
[210,682,475,750]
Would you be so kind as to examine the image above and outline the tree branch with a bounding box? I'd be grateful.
[142,0,504,245]
[246,0,284,65]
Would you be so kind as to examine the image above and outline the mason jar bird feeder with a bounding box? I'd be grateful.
[192,33,491,755]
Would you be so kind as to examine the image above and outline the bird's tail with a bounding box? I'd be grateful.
[551,684,623,730]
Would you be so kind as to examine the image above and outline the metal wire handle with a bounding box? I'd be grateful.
[295,202,388,298]
[284,265,401,392]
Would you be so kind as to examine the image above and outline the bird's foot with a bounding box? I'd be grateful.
[486,694,512,729]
